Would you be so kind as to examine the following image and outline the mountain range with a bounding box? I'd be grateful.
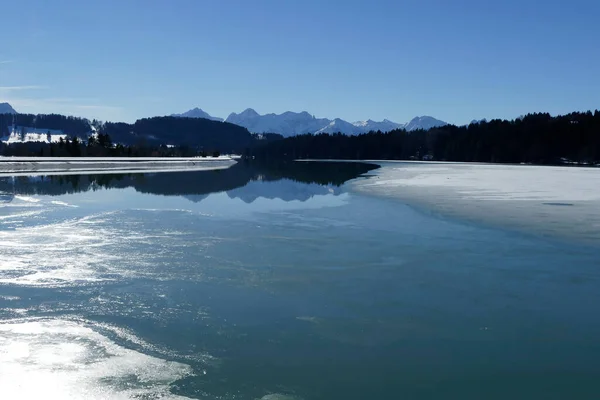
[1,101,448,137]
[174,107,448,137]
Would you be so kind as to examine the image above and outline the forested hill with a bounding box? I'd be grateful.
[0,113,92,137]
[250,111,600,165]
[2,110,600,163]
[101,117,256,153]
[0,113,277,154]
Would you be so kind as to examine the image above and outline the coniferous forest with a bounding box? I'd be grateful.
[1,110,599,165]
[0,113,92,137]
[250,111,600,165]
[0,114,280,157]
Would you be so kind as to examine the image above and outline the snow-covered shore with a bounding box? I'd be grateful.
[0,156,236,174]
[351,161,600,244]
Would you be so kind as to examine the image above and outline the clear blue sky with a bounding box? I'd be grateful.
[1,0,599,124]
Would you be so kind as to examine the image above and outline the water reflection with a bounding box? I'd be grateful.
[0,161,377,203]
[2,160,600,400]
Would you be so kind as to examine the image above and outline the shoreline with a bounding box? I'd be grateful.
[296,158,600,168]
[349,161,600,246]
[0,156,237,175]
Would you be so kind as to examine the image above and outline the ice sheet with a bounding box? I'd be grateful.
[0,318,193,399]
[351,162,600,244]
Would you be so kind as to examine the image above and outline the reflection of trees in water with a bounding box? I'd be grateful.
[0,161,378,201]
[0,192,15,203]
[254,160,378,186]
[0,174,131,197]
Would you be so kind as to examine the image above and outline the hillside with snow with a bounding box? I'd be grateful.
[1,125,67,144]
[404,116,448,131]
[352,119,403,133]
[315,118,362,135]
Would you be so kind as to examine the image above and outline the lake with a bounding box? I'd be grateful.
[0,161,599,400]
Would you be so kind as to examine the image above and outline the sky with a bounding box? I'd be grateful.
[1,0,599,125]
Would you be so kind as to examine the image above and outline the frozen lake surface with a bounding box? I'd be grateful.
[0,161,599,399]
[0,156,236,174]
[352,161,600,244]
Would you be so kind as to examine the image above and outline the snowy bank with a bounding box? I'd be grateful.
[0,156,236,175]
[350,161,600,244]
[1,125,67,144]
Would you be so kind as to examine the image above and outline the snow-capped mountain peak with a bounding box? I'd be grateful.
[172,107,448,137]
[404,116,448,131]
[351,119,403,133]
[352,119,375,127]
[226,109,330,136]
[315,118,359,135]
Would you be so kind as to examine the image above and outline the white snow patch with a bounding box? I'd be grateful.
[1,125,67,144]
[14,195,40,203]
[365,163,600,202]
[352,162,600,244]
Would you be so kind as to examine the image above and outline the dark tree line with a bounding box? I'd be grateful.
[432,111,600,163]
[0,133,212,158]
[3,109,599,164]
[1,113,280,155]
[248,160,379,186]
[0,113,93,137]
[0,160,374,198]
[250,111,600,165]
[101,116,257,153]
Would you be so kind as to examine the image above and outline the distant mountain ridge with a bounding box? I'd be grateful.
[226,109,330,137]
[4,101,447,136]
[171,107,223,122]
[174,107,448,137]
[0,102,17,114]
[404,116,448,131]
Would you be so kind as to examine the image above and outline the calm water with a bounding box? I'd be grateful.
[0,161,599,399]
